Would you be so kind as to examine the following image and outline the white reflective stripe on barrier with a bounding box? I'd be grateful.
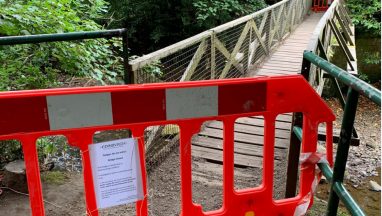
[165,86,218,120]
[47,92,113,130]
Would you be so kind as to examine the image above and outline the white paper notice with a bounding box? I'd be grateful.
[89,138,144,209]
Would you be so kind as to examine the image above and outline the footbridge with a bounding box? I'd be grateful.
[129,0,367,215]
[129,0,359,165]
[0,0,380,215]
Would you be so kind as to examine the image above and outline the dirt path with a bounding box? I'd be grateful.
[0,146,289,216]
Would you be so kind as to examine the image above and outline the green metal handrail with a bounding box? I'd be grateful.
[294,126,365,215]
[0,29,126,45]
[304,51,381,105]
[0,29,132,84]
[301,51,381,216]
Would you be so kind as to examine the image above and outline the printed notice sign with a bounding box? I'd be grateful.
[89,138,143,209]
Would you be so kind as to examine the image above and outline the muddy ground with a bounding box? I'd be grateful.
[0,151,288,216]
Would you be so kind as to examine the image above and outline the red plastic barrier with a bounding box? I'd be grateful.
[0,75,335,216]
[312,0,329,12]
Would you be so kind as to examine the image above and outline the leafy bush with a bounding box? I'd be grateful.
[105,0,267,54]
[346,0,381,36]
[363,52,381,65]
[193,0,267,28]
[358,72,370,83]
[0,140,22,168]
[0,0,124,90]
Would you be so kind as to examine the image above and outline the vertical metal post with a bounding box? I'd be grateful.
[285,112,303,198]
[326,88,359,215]
[285,57,311,197]
[122,29,133,139]
[122,30,133,84]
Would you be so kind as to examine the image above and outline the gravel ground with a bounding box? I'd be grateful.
[310,93,381,216]
[325,94,381,187]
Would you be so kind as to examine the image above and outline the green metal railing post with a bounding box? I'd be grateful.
[122,31,133,84]
[302,51,380,216]
[285,57,311,198]
[326,88,360,215]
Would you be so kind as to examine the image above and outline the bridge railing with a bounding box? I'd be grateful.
[129,0,312,158]
[304,0,357,94]
[130,0,311,84]
[303,51,380,216]
[286,0,362,203]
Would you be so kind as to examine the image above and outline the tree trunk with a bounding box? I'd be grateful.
[3,160,28,193]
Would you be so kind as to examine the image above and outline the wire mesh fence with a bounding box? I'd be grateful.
[129,0,312,165]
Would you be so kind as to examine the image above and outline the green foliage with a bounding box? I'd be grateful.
[363,52,381,65]
[41,171,68,185]
[0,0,124,90]
[0,140,22,168]
[142,60,163,78]
[193,0,267,28]
[105,0,267,54]
[346,0,381,36]
[37,137,58,156]
[358,72,370,83]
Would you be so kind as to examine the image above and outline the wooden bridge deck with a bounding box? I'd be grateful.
[191,13,323,167]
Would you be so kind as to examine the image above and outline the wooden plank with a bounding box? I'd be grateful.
[198,127,289,149]
[252,114,292,122]
[268,57,302,63]
[257,69,298,74]
[192,145,263,168]
[219,22,250,79]
[264,62,301,67]
[250,20,268,54]
[262,65,301,71]
[180,39,207,81]
[206,121,290,139]
[257,72,290,76]
[192,136,286,160]
[211,33,216,79]
[235,117,292,130]
[214,37,242,72]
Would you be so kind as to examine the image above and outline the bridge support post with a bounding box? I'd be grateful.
[285,112,302,198]
[327,88,359,215]
[211,32,216,79]
[122,30,134,85]
[285,57,311,198]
